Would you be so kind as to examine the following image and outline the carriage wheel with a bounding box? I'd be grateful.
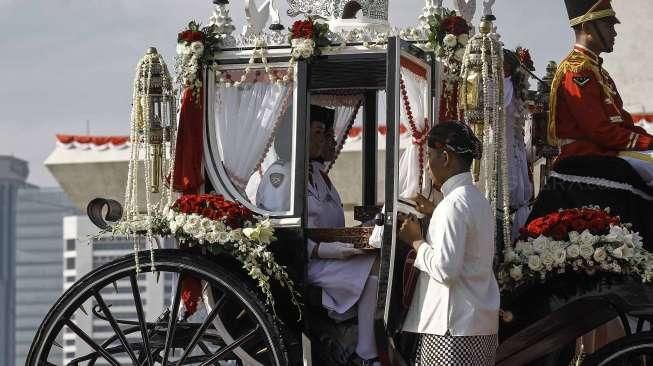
[584,331,653,366]
[27,249,288,366]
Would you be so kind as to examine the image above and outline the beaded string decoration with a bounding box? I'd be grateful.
[459,16,512,250]
[400,76,430,193]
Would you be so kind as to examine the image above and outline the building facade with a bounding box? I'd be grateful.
[14,187,79,365]
[0,156,30,366]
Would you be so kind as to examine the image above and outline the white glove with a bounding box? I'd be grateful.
[317,242,363,260]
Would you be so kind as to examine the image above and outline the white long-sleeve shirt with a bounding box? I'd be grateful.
[402,172,500,336]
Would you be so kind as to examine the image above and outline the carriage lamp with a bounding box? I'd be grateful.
[132,47,176,194]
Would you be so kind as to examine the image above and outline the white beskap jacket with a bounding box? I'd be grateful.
[402,172,500,336]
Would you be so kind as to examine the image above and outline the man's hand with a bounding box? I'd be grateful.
[398,215,423,246]
[317,242,363,259]
[411,193,435,215]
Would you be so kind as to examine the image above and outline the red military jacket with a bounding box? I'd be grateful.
[548,44,653,161]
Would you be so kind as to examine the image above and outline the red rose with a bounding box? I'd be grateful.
[516,48,535,71]
[589,218,608,233]
[549,223,568,240]
[441,16,470,36]
[570,218,587,232]
[291,20,314,39]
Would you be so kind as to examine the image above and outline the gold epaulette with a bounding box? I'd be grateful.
[547,51,601,145]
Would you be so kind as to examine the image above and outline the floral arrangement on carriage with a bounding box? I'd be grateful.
[288,16,330,60]
[113,194,301,315]
[496,206,653,319]
[422,8,471,120]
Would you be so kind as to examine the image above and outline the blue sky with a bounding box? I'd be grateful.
[0,0,573,186]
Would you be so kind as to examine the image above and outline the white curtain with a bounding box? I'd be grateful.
[214,81,292,191]
[398,66,431,199]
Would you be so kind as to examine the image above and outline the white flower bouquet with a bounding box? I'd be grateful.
[497,207,653,294]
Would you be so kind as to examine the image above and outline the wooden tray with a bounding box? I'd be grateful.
[305,227,377,249]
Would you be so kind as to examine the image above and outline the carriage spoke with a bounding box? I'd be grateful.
[130,273,154,366]
[161,273,184,365]
[93,291,140,365]
[176,291,227,365]
[198,324,261,366]
[65,319,121,366]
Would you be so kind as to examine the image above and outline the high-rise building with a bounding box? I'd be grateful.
[0,156,30,366]
[62,216,173,365]
[14,187,79,365]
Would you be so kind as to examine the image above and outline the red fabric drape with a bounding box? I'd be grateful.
[172,86,205,316]
[172,87,205,193]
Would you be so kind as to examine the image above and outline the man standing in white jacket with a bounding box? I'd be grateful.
[399,121,500,365]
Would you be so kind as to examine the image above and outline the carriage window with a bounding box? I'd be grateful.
[209,67,295,214]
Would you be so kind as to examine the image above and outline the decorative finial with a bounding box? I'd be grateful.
[209,0,237,47]
[453,0,477,24]
[482,0,496,16]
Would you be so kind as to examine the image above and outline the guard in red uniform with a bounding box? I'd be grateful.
[549,0,653,160]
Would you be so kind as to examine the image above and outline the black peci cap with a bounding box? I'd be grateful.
[427,121,482,160]
[310,105,335,129]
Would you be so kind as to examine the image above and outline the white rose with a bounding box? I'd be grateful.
[176,43,190,55]
[605,225,626,242]
[510,265,523,281]
[528,255,543,271]
[516,241,534,256]
[593,247,608,263]
[454,48,465,61]
[541,252,555,267]
[443,34,457,48]
[554,248,566,265]
[579,244,594,259]
[457,33,469,45]
[611,246,624,258]
[174,213,186,225]
[566,244,580,258]
[579,230,598,246]
[568,231,580,243]
[190,41,204,54]
[532,236,549,254]
[217,231,230,243]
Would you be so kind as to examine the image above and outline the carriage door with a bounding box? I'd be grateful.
[380,37,434,335]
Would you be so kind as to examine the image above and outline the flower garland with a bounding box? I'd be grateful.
[459,22,511,249]
[422,8,471,120]
[214,38,294,88]
[111,194,301,315]
[175,21,220,100]
[497,207,653,294]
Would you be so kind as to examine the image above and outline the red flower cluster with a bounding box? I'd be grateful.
[516,47,535,71]
[441,16,470,36]
[520,208,620,241]
[178,30,204,43]
[172,194,254,228]
[291,19,314,39]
